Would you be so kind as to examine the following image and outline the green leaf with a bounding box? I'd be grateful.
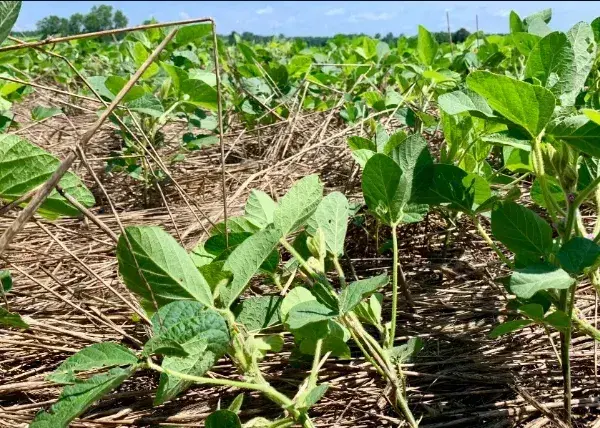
[388,337,423,363]
[306,192,349,257]
[418,164,490,214]
[557,237,600,274]
[362,154,405,225]
[0,306,28,329]
[280,287,315,322]
[116,226,214,308]
[212,216,260,235]
[527,17,552,37]
[151,302,229,405]
[30,367,135,428]
[0,1,21,46]
[126,93,164,117]
[524,9,552,27]
[244,190,277,228]
[489,319,533,338]
[339,274,388,314]
[437,90,494,118]
[48,343,138,384]
[287,300,338,330]
[176,23,212,45]
[220,226,282,308]
[544,310,571,330]
[206,410,242,428]
[584,109,600,125]
[593,17,600,44]
[104,76,145,102]
[233,295,282,332]
[130,42,159,79]
[348,136,376,152]
[567,22,597,104]
[511,33,542,56]
[518,303,545,321]
[510,263,575,299]
[547,115,600,158]
[531,176,564,209]
[466,71,555,138]
[288,55,312,78]
[524,32,577,106]
[142,336,187,358]
[31,106,62,121]
[273,175,324,236]
[491,201,553,258]
[417,25,438,66]
[510,11,524,33]
[1,269,12,292]
[181,79,218,112]
[297,383,329,411]
[0,135,95,219]
[228,393,244,414]
[351,149,375,169]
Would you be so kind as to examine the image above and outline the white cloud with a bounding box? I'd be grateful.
[256,6,274,15]
[325,8,345,16]
[348,12,395,23]
[179,11,190,20]
[494,9,511,18]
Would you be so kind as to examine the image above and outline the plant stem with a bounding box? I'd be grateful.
[308,339,323,389]
[391,224,414,326]
[146,358,295,408]
[560,284,577,425]
[333,256,347,288]
[473,216,514,269]
[531,134,564,222]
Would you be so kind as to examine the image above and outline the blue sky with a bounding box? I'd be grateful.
[14,1,600,37]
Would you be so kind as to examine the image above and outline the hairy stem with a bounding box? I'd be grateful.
[473,216,514,269]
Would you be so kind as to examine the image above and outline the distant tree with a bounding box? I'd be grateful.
[37,15,69,37]
[113,10,128,29]
[68,13,84,34]
[374,32,381,39]
[453,28,471,43]
[83,5,114,33]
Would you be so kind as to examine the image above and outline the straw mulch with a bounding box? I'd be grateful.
[1,90,600,428]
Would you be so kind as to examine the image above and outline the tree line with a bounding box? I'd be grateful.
[16,4,472,46]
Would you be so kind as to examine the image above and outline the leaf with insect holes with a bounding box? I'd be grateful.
[151,301,229,405]
[233,295,283,332]
[557,237,600,274]
[116,226,214,308]
[0,1,21,46]
[467,71,555,138]
[273,175,324,237]
[30,366,136,428]
[220,225,282,308]
[567,22,597,102]
[0,306,28,329]
[339,274,388,314]
[244,190,277,229]
[306,192,349,257]
[417,25,438,66]
[0,135,95,220]
[491,201,553,258]
[524,32,578,106]
[206,410,242,428]
[489,319,534,338]
[48,343,138,384]
[437,90,494,118]
[510,263,575,299]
